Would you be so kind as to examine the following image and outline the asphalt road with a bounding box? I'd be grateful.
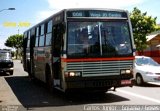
[0,60,160,111]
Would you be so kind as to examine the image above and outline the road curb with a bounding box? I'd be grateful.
[0,77,21,105]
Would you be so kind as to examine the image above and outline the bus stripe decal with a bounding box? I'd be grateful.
[61,57,135,62]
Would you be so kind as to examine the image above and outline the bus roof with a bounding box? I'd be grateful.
[66,8,127,12]
[24,8,128,33]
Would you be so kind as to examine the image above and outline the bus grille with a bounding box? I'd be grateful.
[66,60,133,77]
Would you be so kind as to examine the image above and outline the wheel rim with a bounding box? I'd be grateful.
[136,76,142,85]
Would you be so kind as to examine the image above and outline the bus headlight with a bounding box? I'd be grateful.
[69,72,75,76]
[121,69,131,74]
[65,71,81,77]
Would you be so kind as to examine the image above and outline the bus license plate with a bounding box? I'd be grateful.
[121,80,131,85]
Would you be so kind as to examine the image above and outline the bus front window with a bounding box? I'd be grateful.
[67,21,132,57]
[67,22,100,57]
[101,21,132,56]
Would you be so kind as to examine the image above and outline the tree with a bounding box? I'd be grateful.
[5,34,23,59]
[130,7,157,52]
[155,24,160,31]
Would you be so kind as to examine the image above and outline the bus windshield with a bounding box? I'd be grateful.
[67,21,132,57]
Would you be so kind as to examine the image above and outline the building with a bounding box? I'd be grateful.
[141,30,160,63]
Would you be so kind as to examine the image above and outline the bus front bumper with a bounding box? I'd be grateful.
[65,78,135,90]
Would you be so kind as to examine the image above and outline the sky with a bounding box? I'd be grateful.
[0,0,160,49]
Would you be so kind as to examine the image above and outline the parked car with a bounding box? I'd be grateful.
[133,56,160,85]
[0,50,14,75]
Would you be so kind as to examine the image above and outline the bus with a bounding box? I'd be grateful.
[23,8,135,93]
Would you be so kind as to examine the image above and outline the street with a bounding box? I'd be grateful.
[0,60,160,111]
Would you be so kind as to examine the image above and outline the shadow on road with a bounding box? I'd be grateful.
[134,83,160,88]
[5,76,129,109]
[0,72,10,76]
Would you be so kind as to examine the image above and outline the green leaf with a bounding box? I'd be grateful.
[130,7,157,51]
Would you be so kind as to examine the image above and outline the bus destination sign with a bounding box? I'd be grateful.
[89,11,122,17]
[67,10,127,18]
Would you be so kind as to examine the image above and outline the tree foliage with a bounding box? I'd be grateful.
[130,7,157,51]
[5,34,23,59]
[5,34,23,49]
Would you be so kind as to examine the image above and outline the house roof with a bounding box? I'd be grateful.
[146,31,160,42]
[147,34,159,41]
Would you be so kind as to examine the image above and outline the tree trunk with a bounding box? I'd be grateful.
[16,48,18,59]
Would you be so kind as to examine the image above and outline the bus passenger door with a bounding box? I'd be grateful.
[30,30,36,78]
[52,24,64,87]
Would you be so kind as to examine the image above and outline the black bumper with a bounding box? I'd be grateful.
[65,75,135,90]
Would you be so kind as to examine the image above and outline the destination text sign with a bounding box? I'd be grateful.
[67,10,127,18]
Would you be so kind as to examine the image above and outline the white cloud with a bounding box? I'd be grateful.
[35,10,57,24]
[0,25,22,49]
[47,0,144,9]
[35,0,144,22]
[0,36,8,49]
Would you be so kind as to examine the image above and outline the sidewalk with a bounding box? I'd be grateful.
[0,77,21,105]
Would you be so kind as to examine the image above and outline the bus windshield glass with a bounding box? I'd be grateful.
[67,21,132,57]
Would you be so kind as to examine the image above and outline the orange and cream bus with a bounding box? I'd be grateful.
[23,8,135,93]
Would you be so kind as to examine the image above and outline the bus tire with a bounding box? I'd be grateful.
[45,66,53,93]
[27,61,32,78]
